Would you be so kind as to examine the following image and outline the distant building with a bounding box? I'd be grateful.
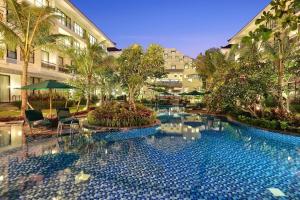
[143,48,203,98]
[160,48,203,93]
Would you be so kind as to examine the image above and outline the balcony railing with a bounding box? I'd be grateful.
[166,69,184,73]
[58,66,69,73]
[6,57,17,64]
[41,61,56,70]
[157,81,183,88]
[41,61,70,74]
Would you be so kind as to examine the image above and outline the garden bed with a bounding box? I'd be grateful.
[187,110,300,136]
[87,102,157,129]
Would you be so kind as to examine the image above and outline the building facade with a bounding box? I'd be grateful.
[223,3,299,57]
[0,0,117,103]
[222,1,299,101]
[154,48,203,94]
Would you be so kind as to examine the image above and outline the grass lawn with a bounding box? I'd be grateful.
[0,106,87,118]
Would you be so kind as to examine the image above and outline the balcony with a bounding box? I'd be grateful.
[6,57,17,64]
[166,69,184,73]
[6,51,17,64]
[58,66,70,73]
[157,81,183,88]
[41,61,56,70]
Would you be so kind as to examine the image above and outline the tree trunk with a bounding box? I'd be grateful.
[86,75,92,110]
[277,38,285,111]
[128,86,136,111]
[21,61,29,117]
[76,98,81,116]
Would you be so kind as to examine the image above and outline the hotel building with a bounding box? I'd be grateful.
[147,48,203,96]
[223,2,300,56]
[222,2,299,97]
[0,0,118,103]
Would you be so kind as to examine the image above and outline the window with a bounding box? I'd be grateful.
[58,56,64,67]
[73,41,81,50]
[74,22,84,37]
[29,77,41,95]
[171,65,176,70]
[0,74,10,102]
[7,47,17,59]
[57,9,72,29]
[21,51,35,63]
[30,77,41,84]
[42,51,49,63]
[34,0,49,7]
[89,34,97,45]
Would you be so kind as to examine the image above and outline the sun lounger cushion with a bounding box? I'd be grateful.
[33,119,52,127]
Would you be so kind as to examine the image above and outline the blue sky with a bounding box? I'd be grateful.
[71,0,271,58]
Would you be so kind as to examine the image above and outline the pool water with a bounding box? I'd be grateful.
[0,109,299,199]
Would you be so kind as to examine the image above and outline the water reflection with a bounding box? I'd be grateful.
[0,109,299,199]
[0,125,23,151]
[158,111,225,141]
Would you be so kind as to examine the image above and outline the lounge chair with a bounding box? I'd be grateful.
[24,110,52,135]
[56,108,80,136]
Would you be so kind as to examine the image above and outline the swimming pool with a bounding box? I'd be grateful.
[0,110,299,199]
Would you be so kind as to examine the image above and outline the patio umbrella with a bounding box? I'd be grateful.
[19,80,76,118]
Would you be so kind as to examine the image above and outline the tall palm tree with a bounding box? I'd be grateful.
[262,33,300,111]
[255,0,300,110]
[0,0,65,116]
[67,34,115,109]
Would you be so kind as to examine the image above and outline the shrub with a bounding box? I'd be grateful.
[279,121,289,130]
[264,95,277,108]
[12,100,75,110]
[290,104,300,113]
[237,115,281,130]
[87,102,156,127]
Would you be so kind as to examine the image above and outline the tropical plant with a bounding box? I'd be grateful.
[255,0,300,111]
[193,48,234,91]
[66,33,115,109]
[117,44,165,110]
[94,60,119,104]
[0,0,66,116]
[87,101,156,127]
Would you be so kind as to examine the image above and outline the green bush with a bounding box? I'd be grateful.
[237,115,279,130]
[279,121,288,130]
[87,102,156,127]
[290,104,300,113]
[264,95,277,108]
[12,100,75,110]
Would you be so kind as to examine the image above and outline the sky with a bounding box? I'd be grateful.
[70,0,271,58]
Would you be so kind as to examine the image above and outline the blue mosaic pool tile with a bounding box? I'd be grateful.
[0,114,299,199]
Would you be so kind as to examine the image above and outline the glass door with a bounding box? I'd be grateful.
[0,74,10,102]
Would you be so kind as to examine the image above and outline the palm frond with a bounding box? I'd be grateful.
[0,20,23,49]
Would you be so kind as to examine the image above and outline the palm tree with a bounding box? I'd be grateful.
[67,34,115,109]
[255,0,300,110]
[262,33,300,111]
[0,0,65,116]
